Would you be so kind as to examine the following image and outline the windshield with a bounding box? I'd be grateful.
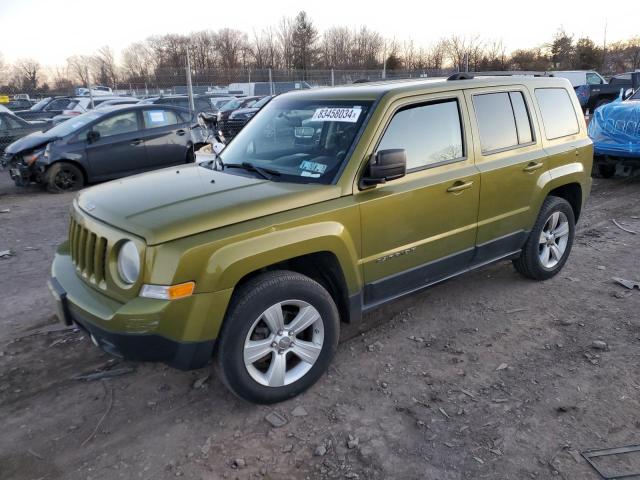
[252,96,271,109]
[220,99,243,112]
[45,111,104,137]
[215,97,373,184]
[31,98,50,111]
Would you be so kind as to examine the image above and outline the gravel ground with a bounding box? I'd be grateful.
[0,171,639,480]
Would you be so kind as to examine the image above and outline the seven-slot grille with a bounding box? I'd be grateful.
[69,216,108,286]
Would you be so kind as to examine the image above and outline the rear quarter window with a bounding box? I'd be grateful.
[534,88,579,140]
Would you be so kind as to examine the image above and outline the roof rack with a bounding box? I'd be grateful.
[447,71,553,81]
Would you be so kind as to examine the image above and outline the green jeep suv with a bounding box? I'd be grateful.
[50,76,592,403]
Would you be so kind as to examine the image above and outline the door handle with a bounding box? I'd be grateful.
[446,180,474,193]
[176,129,186,136]
[523,162,544,172]
[131,139,143,146]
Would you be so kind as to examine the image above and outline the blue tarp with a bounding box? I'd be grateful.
[588,97,640,158]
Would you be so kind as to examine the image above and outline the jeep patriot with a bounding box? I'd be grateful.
[50,76,592,403]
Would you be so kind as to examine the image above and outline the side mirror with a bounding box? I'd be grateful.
[624,88,634,100]
[360,149,407,188]
[86,130,100,143]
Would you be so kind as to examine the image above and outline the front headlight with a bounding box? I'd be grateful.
[23,148,45,166]
[117,241,140,284]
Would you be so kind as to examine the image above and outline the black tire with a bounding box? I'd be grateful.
[45,162,85,193]
[216,270,340,404]
[513,196,576,281]
[185,146,195,163]
[598,163,616,179]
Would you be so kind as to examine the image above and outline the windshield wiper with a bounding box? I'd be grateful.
[224,161,281,180]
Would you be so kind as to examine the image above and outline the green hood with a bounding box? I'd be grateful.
[76,164,341,245]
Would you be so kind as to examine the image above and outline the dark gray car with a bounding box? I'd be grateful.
[3,104,201,192]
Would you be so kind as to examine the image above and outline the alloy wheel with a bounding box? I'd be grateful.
[243,300,324,387]
[538,211,570,269]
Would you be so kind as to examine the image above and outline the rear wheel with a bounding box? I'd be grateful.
[598,163,616,178]
[216,271,340,404]
[513,196,575,280]
[45,162,85,193]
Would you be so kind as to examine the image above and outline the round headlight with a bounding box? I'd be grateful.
[117,241,140,284]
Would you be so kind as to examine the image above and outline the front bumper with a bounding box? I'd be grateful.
[50,245,233,370]
[5,157,38,186]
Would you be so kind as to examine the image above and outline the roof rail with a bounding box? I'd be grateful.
[447,71,553,81]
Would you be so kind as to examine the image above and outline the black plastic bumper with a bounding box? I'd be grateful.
[49,277,214,371]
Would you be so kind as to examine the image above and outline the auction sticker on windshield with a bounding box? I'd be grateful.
[311,106,362,123]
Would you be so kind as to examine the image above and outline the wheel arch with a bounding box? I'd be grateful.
[232,251,354,325]
[547,182,583,221]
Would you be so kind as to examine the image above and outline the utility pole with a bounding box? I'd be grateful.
[602,20,608,74]
[86,67,94,109]
[268,68,274,95]
[186,47,195,114]
[382,43,387,80]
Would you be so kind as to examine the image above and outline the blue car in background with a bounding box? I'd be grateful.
[588,88,640,178]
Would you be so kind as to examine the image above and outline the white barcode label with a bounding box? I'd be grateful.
[311,107,362,123]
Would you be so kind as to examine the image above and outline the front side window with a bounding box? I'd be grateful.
[143,109,179,129]
[215,98,373,184]
[377,99,464,170]
[0,114,23,130]
[586,73,603,85]
[92,111,139,138]
[535,88,580,140]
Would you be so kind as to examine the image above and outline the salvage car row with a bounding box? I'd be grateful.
[0,92,274,191]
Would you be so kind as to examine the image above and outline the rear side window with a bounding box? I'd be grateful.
[143,109,179,129]
[377,99,464,170]
[535,88,579,140]
[510,92,533,144]
[473,91,533,153]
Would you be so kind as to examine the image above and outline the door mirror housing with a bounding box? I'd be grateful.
[360,149,407,188]
[86,130,100,143]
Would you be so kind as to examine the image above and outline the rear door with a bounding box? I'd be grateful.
[140,108,189,168]
[84,110,147,180]
[464,86,547,261]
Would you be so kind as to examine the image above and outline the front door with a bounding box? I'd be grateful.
[356,93,480,308]
[85,110,147,180]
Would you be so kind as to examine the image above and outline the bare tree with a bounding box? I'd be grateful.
[277,16,294,70]
[66,55,93,85]
[94,46,118,86]
[14,58,40,91]
[0,52,8,85]
[214,28,248,69]
[122,41,154,82]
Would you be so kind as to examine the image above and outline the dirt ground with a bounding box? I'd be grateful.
[1,170,639,480]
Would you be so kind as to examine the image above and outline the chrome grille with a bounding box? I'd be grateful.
[69,216,108,286]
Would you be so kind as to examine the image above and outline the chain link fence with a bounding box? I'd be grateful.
[3,67,458,100]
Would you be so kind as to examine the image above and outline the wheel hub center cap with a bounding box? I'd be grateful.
[277,336,292,349]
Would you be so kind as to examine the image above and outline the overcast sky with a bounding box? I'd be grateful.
[0,0,632,66]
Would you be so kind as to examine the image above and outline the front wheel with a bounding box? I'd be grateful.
[513,196,575,280]
[45,161,85,193]
[216,271,340,404]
